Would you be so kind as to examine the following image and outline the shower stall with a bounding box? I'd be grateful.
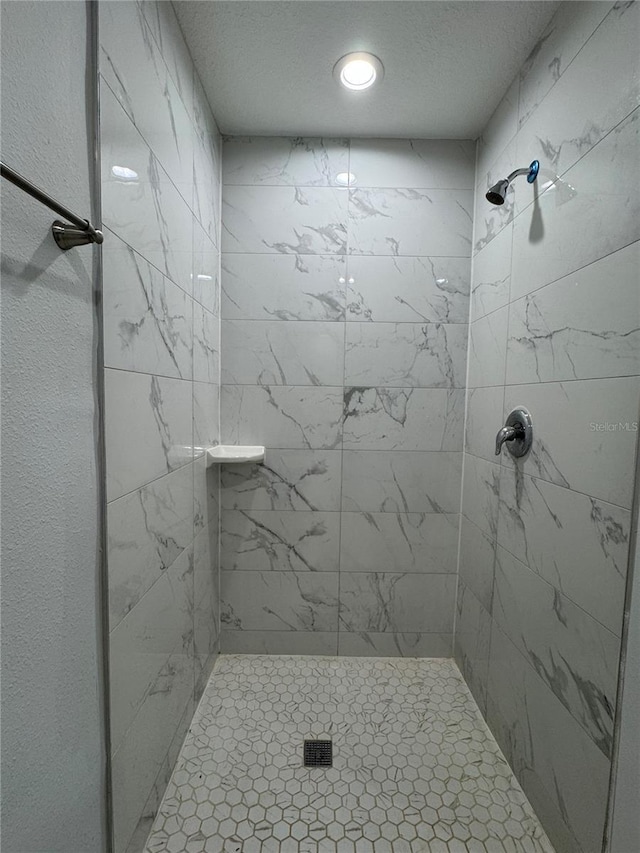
[1,1,639,852]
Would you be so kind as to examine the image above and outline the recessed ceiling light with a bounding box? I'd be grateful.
[333,52,384,91]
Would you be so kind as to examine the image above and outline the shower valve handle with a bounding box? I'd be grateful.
[494,408,533,458]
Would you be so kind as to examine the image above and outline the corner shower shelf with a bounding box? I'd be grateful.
[206,445,265,465]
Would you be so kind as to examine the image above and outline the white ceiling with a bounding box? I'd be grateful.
[174,0,559,139]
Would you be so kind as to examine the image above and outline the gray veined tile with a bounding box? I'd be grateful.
[511,107,640,301]
[100,83,193,293]
[342,387,465,451]
[222,185,348,254]
[465,386,505,462]
[222,254,346,321]
[220,630,338,656]
[516,0,640,180]
[107,462,194,628]
[458,514,496,614]
[497,467,630,636]
[221,449,342,511]
[467,305,509,388]
[194,523,219,678]
[339,573,456,634]
[193,124,221,245]
[476,78,519,182]
[109,543,194,752]
[339,512,459,574]
[193,222,220,313]
[493,545,620,757]
[338,631,452,658]
[349,138,475,189]
[348,187,473,257]
[103,237,192,379]
[193,382,219,453]
[502,377,640,508]
[487,621,612,853]
[220,570,339,632]
[220,509,340,572]
[222,136,349,186]
[345,323,467,388]
[473,137,517,253]
[461,453,501,540]
[222,320,344,386]
[341,450,462,514]
[454,582,491,714]
[346,255,470,324]
[507,241,640,385]
[221,385,343,450]
[193,303,219,384]
[470,221,512,321]
[193,454,218,533]
[105,369,193,501]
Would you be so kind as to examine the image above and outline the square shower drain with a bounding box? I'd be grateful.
[303,740,332,767]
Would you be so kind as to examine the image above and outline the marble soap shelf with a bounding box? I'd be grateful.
[206,445,265,465]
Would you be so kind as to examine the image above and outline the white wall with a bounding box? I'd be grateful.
[0,1,106,851]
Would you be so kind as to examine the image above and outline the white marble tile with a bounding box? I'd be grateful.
[110,544,193,752]
[517,2,613,130]
[221,509,340,572]
[193,454,217,533]
[507,241,640,384]
[346,255,470,324]
[222,320,345,386]
[339,573,456,633]
[101,82,193,292]
[103,236,192,379]
[343,387,465,451]
[193,381,219,453]
[221,571,339,632]
[112,635,193,853]
[349,188,473,257]
[342,450,462,514]
[339,512,459,574]
[193,523,219,681]
[494,545,620,757]
[193,303,219,384]
[458,514,496,614]
[223,137,350,186]
[516,1,640,179]
[107,462,194,628]
[467,305,509,388]
[498,467,630,636]
[470,221,512,321]
[502,377,640,507]
[473,137,517,254]
[222,186,348,254]
[221,449,342,512]
[487,622,612,852]
[220,630,338,655]
[454,582,491,715]
[222,385,343,450]
[338,631,452,658]
[192,221,220,313]
[476,78,519,182]
[345,323,467,388]
[222,254,346,321]
[105,369,193,501]
[193,125,221,246]
[100,1,193,201]
[511,107,640,301]
[465,386,505,462]
[461,454,501,540]
[349,138,475,189]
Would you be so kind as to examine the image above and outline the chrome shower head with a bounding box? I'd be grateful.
[485,160,539,205]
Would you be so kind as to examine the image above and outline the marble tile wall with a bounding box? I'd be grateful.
[220,136,474,656]
[99,3,221,851]
[455,3,640,851]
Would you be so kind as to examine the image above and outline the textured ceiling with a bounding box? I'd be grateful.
[174,0,560,139]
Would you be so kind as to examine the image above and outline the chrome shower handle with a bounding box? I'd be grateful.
[494,408,533,458]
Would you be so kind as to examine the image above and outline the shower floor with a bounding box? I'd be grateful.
[143,656,554,853]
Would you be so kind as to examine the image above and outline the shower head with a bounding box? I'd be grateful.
[485,160,539,205]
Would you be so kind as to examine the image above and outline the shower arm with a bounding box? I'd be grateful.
[505,167,531,183]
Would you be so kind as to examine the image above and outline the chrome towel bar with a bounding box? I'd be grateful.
[1,161,103,250]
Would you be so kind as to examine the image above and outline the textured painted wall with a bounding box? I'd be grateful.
[455,2,640,851]
[219,136,474,656]
[98,2,221,850]
[0,1,106,850]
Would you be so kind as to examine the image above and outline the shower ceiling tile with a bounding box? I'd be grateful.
[345,256,470,325]
[223,137,349,187]
[222,254,346,322]
[222,186,348,254]
[348,188,473,257]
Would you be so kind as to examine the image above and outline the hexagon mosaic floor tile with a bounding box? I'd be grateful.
[144,656,554,853]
